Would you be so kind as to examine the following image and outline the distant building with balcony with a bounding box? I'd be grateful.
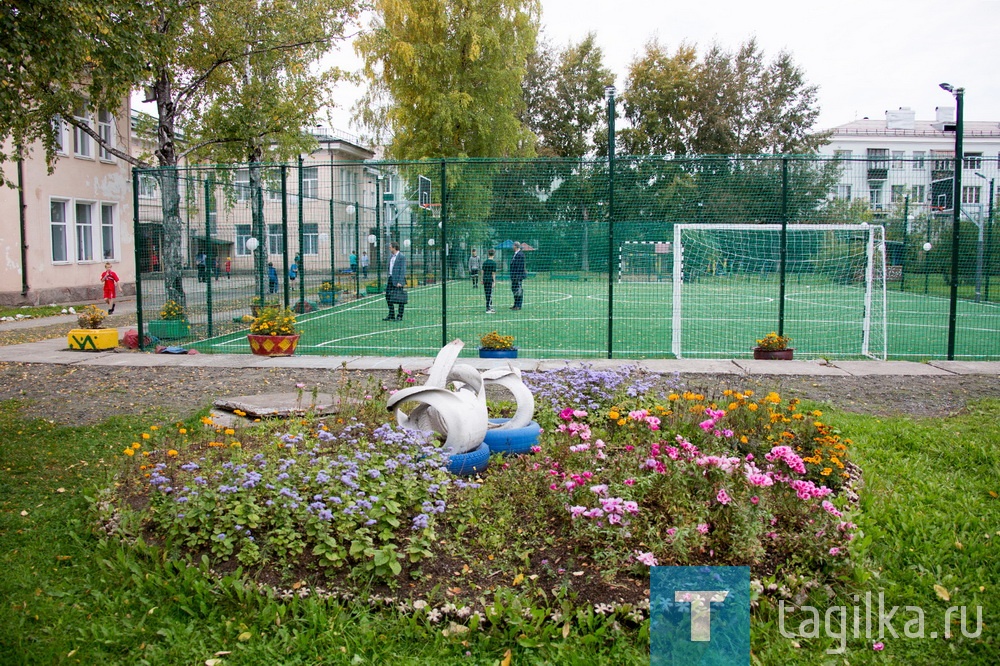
[825,107,1000,222]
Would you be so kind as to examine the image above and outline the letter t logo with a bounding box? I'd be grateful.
[675,590,730,641]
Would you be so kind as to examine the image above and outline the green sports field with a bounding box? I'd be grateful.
[189,273,1000,360]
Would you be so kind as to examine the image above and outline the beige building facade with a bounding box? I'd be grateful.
[0,99,134,305]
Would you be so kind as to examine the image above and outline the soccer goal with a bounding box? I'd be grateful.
[670,224,888,360]
[618,240,673,282]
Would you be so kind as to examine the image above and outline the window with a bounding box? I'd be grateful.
[867,148,889,169]
[50,200,68,262]
[236,224,252,256]
[341,169,358,204]
[302,167,319,199]
[52,117,66,154]
[75,201,94,261]
[963,153,983,170]
[836,184,852,200]
[235,169,250,202]
[869,185,884,210]
[891,185,905,203]
[913,185,926,203]
[267,223,284,255]
[962,186,981,205]
[891,151,905,168]
[139,174,158,198]
[73,104,92,158]
[302,223,319,255]
[98,108,113,161]
[101,204,116,259]
[913,151,925,169]
[932,150,954,171]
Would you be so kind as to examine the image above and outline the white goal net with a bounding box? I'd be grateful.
[670,224,887,360]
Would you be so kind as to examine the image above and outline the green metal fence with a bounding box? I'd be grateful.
[133,155,1000,360]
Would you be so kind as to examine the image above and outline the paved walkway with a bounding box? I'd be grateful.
[3,298,999,377]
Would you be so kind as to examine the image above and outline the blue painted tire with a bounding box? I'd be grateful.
[484,419,541,456]
[448,442,491,476]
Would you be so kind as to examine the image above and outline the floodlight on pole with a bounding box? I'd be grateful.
[939,82,964,359]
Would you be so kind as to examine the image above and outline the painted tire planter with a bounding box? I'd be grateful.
[484,419,541,456]
[147,319,190,340]
[447,442,490,476]
[752,348,794,360]
[67,328,118,351]
[318,291,336,305]
[248,333,300,357]
[479,348,518,359]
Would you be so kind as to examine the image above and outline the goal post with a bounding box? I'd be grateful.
[618,240,673,282]
[671,224,888,360]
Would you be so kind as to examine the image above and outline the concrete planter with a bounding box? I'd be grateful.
[67,328,118,351]
[147,319,190,340]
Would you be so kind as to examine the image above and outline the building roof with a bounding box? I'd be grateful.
[830,118,1000,138]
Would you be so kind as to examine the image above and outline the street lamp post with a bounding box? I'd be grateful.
[940,82,963,360]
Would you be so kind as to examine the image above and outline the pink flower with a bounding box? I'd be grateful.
[829,547,841,556]
[635,551,658,566]
[872,642,884,651]
[697,523,710,534]
[608,513,622,525]
[821,500,843,517]
[699,419,715,431]
[589,484,608,496]
[645,416,660,431]
[558,407,575,421]
[628,409,648,421]
[572,409,588,418]
[716,489,731,505]
[530,445,542,453]
[569,505,588,518]
[624,445,634,452]
[624,478,635,486]
[665,527,677,537]
[622,500,639,514]
[751,496,759,505]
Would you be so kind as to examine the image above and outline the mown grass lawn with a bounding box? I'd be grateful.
[1,390,998,664]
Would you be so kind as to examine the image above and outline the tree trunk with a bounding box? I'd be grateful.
[248,155,266,303]
[153,69,186,306]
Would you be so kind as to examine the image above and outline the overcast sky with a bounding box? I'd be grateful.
[535,0,1000,130]
[138,0,1000,138]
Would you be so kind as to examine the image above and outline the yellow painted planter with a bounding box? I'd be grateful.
[68,328,118,351]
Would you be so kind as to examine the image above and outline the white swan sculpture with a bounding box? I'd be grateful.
[385,339,536,455]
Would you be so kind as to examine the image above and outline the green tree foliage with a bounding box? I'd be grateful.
[356,0,540,160]
[521,33,615,158]
[621,38,828,156]
[0,0,151,183]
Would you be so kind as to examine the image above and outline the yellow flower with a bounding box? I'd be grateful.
[728,402,738,411]
[668,393,679,401]
[740,435,748,444]
[608,410,620,420]
[123,448,135,456]
[617,418,627,426]
[167,449,178,457]
[224,428,235,436]
[179,428,187,434]
[744,390,754,396]
[821,468,832,476]
[131,442,141,450]
[230,441,241,448]
[748,403,758,412]
[766,392,781,404]
[141,433,151,440]
[150,425,159,431]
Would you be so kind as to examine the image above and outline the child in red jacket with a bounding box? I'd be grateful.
[101,262,120,314]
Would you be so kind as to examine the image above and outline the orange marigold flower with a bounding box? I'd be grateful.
[123,448,135,456]
[167,449,178,457]
[141,433,151,440]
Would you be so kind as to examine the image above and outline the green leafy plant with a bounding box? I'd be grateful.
[755,331,791,351]
[249,306,299,336]
[480,330,515,350]
[76,304,107,329]
[159,300,186,321]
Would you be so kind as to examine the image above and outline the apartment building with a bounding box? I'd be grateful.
[0,99,134,305]
[825,106,1000,222]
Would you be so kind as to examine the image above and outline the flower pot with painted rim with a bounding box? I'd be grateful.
[753,347,794,360]
[479,347,518,359]
[68,328,118,351]
[248,334,300,357]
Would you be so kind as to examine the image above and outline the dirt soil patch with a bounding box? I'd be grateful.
[1,362,998,426]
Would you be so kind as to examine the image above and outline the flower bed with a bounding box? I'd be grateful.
[105,366,860,620]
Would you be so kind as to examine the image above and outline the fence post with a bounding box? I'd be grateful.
[133,168,145,350]
[298,156,305,311]
[204,174,214,337]
[440,159,448,348]
[281,165,290,308]
[778,157,788,338]
[606,87,617,359]
[900,195,909,292]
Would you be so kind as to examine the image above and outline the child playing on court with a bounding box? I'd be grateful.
[101,262,120,314]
